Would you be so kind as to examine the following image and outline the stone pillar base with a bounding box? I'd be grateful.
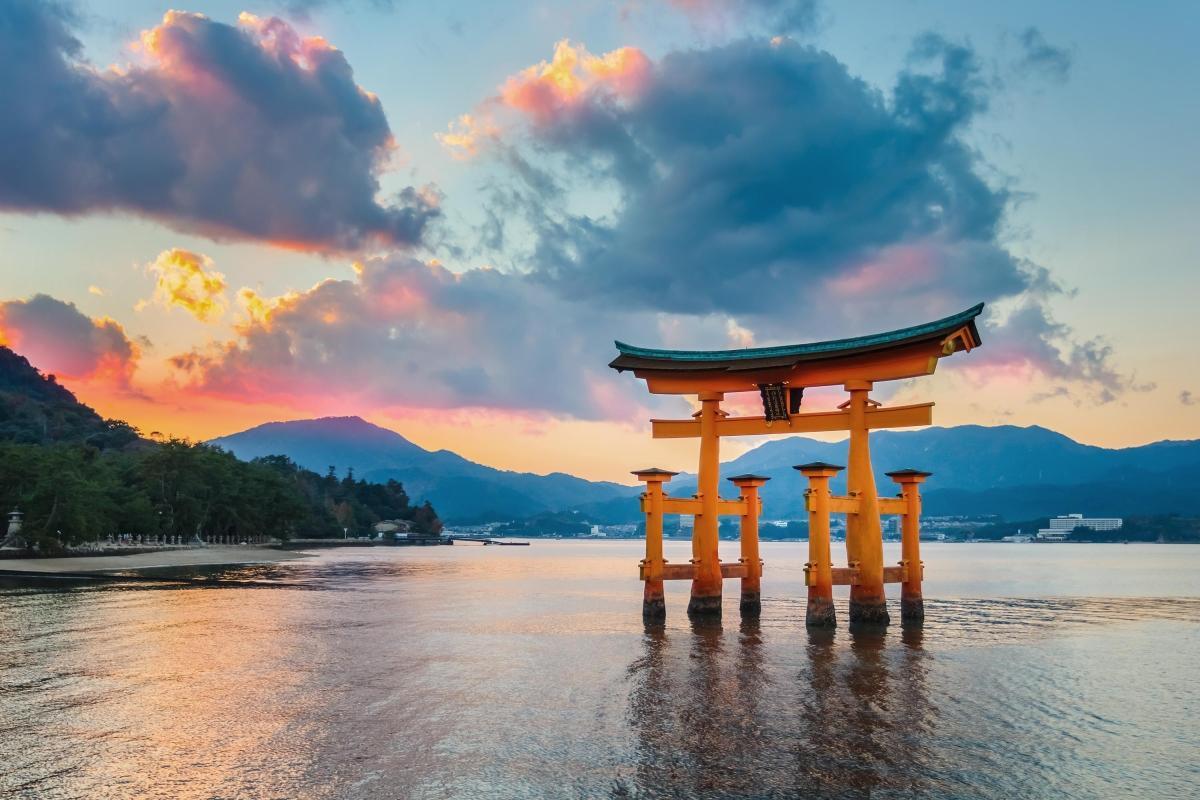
[643,597,666,621]
[900,595,924,625]
[687,593,723,617]
[643,581,666,621]
[739,591,761,617]
[848,599,890,625]
[806,596,836,627]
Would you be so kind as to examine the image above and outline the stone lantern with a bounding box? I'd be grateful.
[1,508,24,549]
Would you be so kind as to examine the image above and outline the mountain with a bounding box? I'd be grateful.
[211,415,1200,524]
[917,465,1200,520]
[209,416,638,523]
[667,425,1200,520]
[208,416,427,475]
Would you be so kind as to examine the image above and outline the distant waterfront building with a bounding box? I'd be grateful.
[1035,513,1123,541]
[374,519,414,539]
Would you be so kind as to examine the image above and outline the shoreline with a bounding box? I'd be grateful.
[0,546,311,575]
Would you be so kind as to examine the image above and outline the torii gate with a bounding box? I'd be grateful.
[610,303,984,626]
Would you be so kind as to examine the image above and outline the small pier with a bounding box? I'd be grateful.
[447,537,530,546]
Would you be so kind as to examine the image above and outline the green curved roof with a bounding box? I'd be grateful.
[610,303,983,372]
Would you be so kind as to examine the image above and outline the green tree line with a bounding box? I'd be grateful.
[1,346,440,550]
[0,438,441,550]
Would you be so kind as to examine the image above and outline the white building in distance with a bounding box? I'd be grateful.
[1036,514,1123,542]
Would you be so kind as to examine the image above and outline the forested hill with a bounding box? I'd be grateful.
[0,346,140,448]
[0,346,441,549]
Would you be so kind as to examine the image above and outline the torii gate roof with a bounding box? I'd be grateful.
[611,303,983,373]
[609,303,984,394]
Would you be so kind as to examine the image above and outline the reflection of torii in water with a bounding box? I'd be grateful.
[611,304,984,625]
[620,621,937,796]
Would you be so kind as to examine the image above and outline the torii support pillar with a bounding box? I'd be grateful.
[688,391,725,617]
[634,468,678,621]
[728,474,769,617]
[796,463,842,627]
[844,381,890,625]
[887,469,931,626]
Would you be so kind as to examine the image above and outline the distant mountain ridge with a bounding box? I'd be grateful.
[720,424,1200,491]
[209,416,637,523]
[210,416,1200,523]
[667,424,1200,520]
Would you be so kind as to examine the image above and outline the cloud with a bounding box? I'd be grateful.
[438,40,651,159]
[168,256,759,419]
[0,2,438,253]
[465,35,1009,321]
[966,302,1136,403]
[0,294,140,386]
[667,0,820,35]
[498,40,652,125]
[1014,27,1071,82]
[447,33,1130,401]
[271,0,396,20]
[144,248,228,322]
[1182,390,1197,406]
[171,258,633,418]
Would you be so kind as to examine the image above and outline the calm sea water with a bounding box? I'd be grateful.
[2,541,1198,799]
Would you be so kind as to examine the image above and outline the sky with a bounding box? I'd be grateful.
[1,0,1197,483]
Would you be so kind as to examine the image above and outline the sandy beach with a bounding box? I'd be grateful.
[0,546,310,574]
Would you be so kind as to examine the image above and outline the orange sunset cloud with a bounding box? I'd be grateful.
[438,40,651,157]
[144,248,228,322]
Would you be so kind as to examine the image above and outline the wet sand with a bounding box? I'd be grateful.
[0,546,309,574]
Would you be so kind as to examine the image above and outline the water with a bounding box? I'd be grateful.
[2,541,1198,799]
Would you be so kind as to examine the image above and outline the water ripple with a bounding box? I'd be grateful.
[1,544,1197,799]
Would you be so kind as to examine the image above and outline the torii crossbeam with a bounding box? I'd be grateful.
[610,303,984,626]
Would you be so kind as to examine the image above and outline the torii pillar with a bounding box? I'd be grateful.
[688,391,725,617]
[729,474,769,616]
[845,380,889,625]
[796,462,841,627]
[888,469,931,625]
[634,468,678,621]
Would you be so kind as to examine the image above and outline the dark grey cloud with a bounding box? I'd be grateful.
[0,1,436,253]
[498,36,1015,323]
[464,33,1128,400]
[1182,390,1197,406]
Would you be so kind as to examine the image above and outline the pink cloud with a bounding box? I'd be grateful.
[957,303,1142,404]
[167,257,660,420]
[827,244,939,298]
[500,40,651,122]
[0,294,140,388]
[438,40,651,157]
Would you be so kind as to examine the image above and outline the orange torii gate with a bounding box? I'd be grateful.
[610,304,984,626]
